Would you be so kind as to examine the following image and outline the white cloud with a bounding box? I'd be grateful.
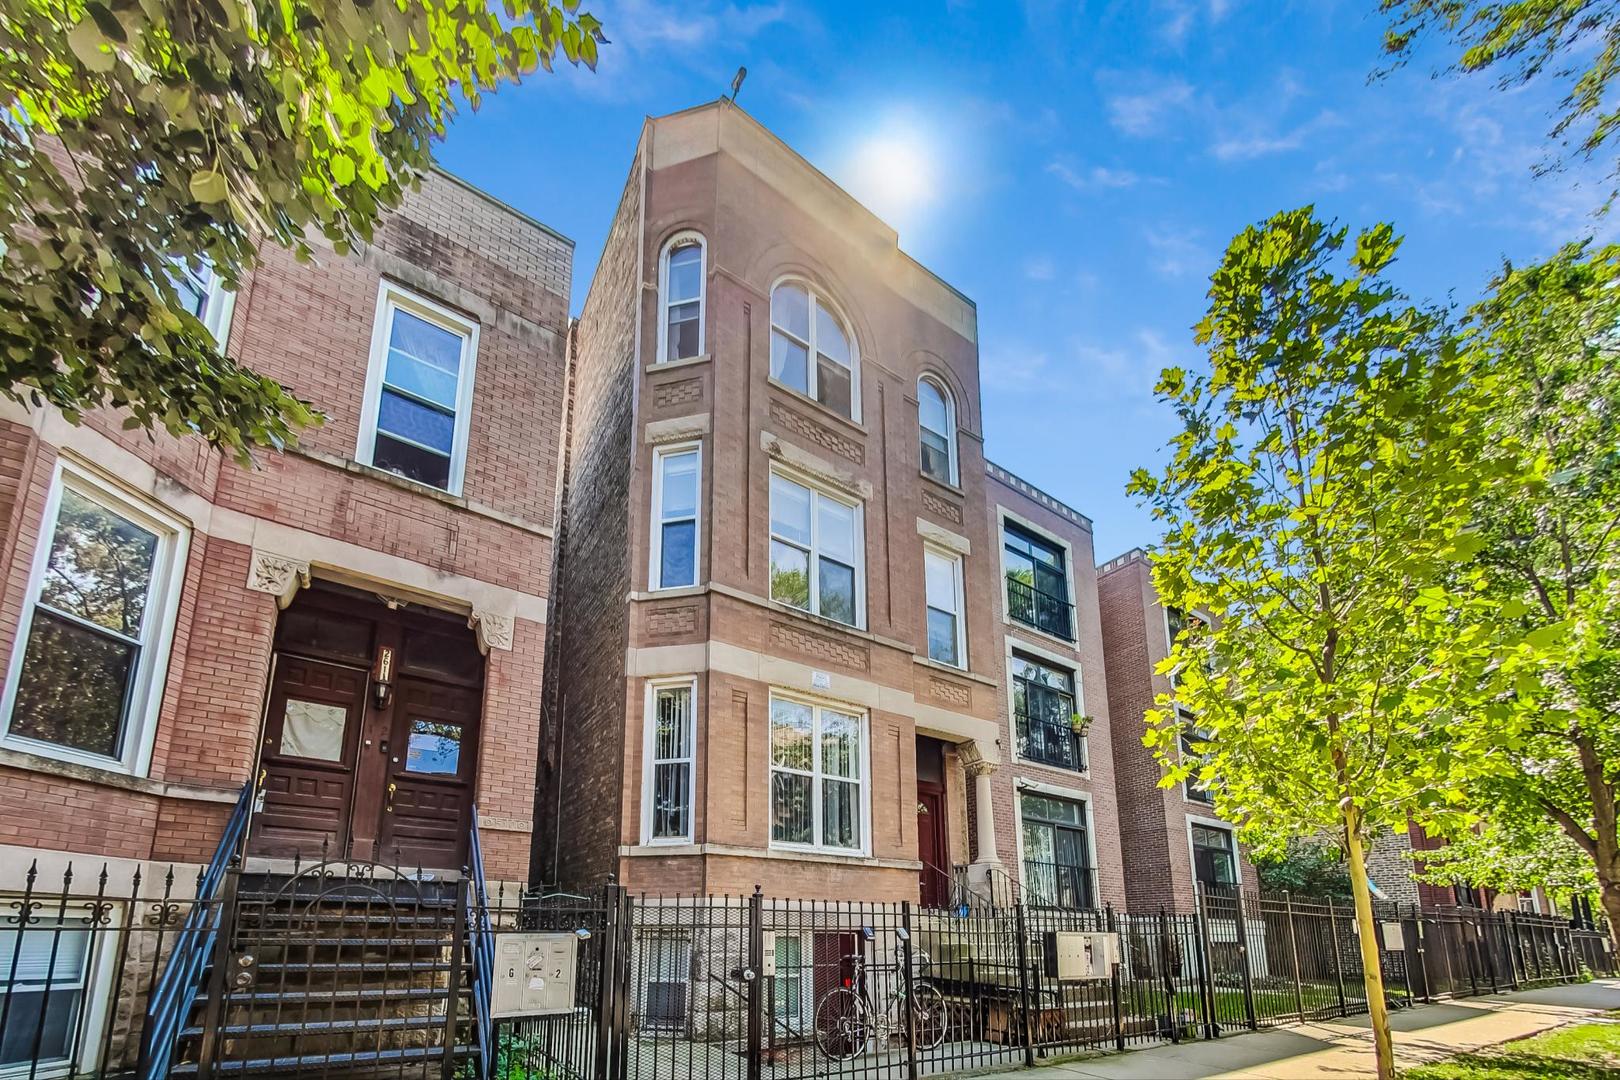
[1105,77,1196,137]
[1047,160,1145,190]
[1210,109,1341,162]
[1144,226,1211,278]
[1023,256,1057,281]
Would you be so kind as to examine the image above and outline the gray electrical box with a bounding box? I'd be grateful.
[491,933,579,1018]
[1043,931,1120,981]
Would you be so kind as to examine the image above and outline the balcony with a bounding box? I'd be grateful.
[1005,574,1074,641]
[1015,704,1086,772]
[1021,859,1094,910]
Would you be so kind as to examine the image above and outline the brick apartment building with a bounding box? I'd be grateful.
[538,99,1131,911]
[0,167,569,894]
[1097,548,1255,911]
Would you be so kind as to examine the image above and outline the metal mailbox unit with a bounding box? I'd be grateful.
[1043,931,1121,981]
[491,933,581,1018]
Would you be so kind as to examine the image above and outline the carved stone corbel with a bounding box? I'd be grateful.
[958,740,999,778]
[246,551,311,609]
[468,609,515,654]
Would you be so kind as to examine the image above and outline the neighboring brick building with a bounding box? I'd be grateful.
[1097,547,1255,911]
[0,167,569,891]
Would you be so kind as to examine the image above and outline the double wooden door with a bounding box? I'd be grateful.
[249,585,484,871]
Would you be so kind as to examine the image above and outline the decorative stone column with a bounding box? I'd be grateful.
[959,741,1001,865]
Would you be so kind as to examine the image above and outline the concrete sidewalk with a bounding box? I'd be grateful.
[1023,980,1620,1078]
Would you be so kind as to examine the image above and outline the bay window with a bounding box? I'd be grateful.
[769,473,862,627]
[770,696,866,853]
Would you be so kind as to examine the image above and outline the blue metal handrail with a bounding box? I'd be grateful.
[468,805,495,1078]
[138,773,256,1078]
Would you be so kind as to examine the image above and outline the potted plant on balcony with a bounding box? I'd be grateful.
[1068,713,1093,735]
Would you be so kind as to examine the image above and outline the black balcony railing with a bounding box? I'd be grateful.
[1021,859,1094,910]
[1005,574,1074,640]
[1016,705,1086,771]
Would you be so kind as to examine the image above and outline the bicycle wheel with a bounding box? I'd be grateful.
[910,982,949,1051]
[814,987,870,1060]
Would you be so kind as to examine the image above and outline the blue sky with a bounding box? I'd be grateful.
[436,0,1612,560]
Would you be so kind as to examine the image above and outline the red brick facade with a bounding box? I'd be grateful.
[0,169,569,884]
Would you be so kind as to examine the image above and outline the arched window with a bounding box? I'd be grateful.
[659,233,705,362]
[770,280,858,419]
[918,376,956,484]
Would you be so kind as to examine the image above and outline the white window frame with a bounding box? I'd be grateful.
[768,468,866,629]
[170,261,235,350]
[649,442,702,591]
[923,545,966,669]
[656,232,706,363]
[0,460,190,777]
[0,904,122,1080]
[356,281,481,496]
[1186,815,1242,891]
[640,676,698,845]
[768,277,862,422]
[768,691,871,857]
[917,375,958,485]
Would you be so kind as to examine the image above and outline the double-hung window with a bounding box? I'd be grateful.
[1,463,188,773]
[0,916,93,1070]
[1191,822,1237,890]
[923,548,964,667]
[769,473,862,628]
[169,261,235,348]
[770,281,858,419]
[1012,653,1084,771]
[659,234,705,362]
[1003,520,1074,640]
[359,284,479,495]
[643,679,696,843]
[917,377,956,484]
[770,695,866,853]
[650,445,700,590]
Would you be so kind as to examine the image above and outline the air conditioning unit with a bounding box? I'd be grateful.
[1042,931,1120,981]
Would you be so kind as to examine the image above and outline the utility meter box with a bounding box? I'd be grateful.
[1043,931,1120,981]
[491,933,579,1018]
[1380,921,1407,952]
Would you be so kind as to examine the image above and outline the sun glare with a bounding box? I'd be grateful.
[840,122,940,235]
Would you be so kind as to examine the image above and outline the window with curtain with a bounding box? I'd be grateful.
[770,281,857,419]
[647,681,695,842]
[0,917,91,1068]
[769,473,861,627]
[651,446,700,589]
[917,377,956,484]
[770,696,864,852]
[660,235,704,362]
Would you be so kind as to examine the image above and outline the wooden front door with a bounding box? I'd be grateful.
[250,585,484,870]
[917,781,950,908]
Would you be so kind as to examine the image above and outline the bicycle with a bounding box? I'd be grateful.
[813,945,948,1059]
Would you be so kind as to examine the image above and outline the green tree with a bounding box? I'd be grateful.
[1129,207,1505,1080]
[1380,1,1620,199]
[1447,242,1620,941]
[1407,811,1598,900]
[0,0,604,462]
[1253,840,1354,899]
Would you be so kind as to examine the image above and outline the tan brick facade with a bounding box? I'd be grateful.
[0,169,569,884]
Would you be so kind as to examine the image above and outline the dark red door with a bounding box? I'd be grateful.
[377,676,480,870]
[253,655,369,860]
[917,782,950,908]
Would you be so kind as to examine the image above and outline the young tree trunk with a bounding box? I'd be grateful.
[1600,873,1620,954]
[1344,808,1395,1080]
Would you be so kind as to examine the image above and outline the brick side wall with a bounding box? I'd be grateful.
[542,143,644,890]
